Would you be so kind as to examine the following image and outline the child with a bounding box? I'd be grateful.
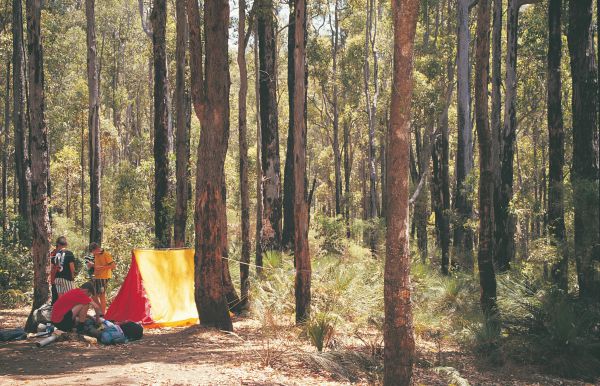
[87,242,116,314]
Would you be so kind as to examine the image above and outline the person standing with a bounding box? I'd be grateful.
[52,236,76,297]
[87,242,116,314]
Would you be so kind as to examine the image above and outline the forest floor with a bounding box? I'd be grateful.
[0,307,593,386]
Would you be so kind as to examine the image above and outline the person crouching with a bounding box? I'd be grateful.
[50,282,103,333]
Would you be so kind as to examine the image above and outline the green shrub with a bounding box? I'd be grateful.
[306,312,337,352]
[314,215,346,255]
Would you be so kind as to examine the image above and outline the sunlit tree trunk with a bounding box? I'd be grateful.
[454,0,474,270]
[384,0,418,383]
[258,0,282,251]
[237,0,251,309]
[331,0,342,218]
[254,32,264,276]
[291,0,310,324]
[86,0,102,244]
[151,0,172,248]
[567,0,599,299]
[12,0,31,244]
[364,0,380,252]
[475,0,499,329]
[187,0,232,331]
[24,0,50,332]
[174,0,190,247]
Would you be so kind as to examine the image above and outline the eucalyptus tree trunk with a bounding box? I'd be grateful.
[343,119,351,237]
[495,0,521,272]
[364,0,379,240]
[2,60,9,242]
[258,0,282,251]
[414,125,429,263]
[86,0,102,244]
[567,0,599,299]
[24,0,50,333]
[187,0,232,331]
[454,0,474,270]
[151,0,172,248]
[12,0,31,244]
[174,0,190,247]
[254,32,264,276]
[385,0,419,383]
[238,0,251,309]
[475,0,499,329]
[432,61,453,275]
[331,0,342,217]
[282,2,296,251]
[291,0,310,324]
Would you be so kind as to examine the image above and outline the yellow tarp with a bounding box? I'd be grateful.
[134,249,199,328]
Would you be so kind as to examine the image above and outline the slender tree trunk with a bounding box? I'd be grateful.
[475,0,499,329]
[86,0,102,244]
[258,0,282,251]
[282,1,296,251]
[364,0,379,244]
[291,0,310,324]
[12,0,31,244]
[385,0,418,383]
[495,0,520,272]
[414,125,429,263]
[174,0,189,247]
[432,62,453,275]
[238,0,251,309]
[454,0,474,270]
[343,118,351,238]
[2,60,9,243]
[187,0,232,331]
[152,0,172,248]
[332,0,342,217]
[80,111,85,234]
[567,0,599,299]
[491,0,502,260]
[254,33,264,276]
[24,0,50,332]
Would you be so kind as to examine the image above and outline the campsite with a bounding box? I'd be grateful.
[1,0,600,385]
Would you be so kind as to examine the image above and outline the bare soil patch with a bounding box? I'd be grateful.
[0,307,591,385]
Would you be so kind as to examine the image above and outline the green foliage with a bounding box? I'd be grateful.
[306,311,337,352]
[313,215,346,255]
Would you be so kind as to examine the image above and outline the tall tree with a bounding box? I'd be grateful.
[12,0,31,243]
[291,0,310,324]
[547,0,567,289]
[238,0,251,309]
[364,0,379,250]
[152,0,172,248]
[474,0,499,328]
[495,0,535,272]
[432,61,453,275]
[385,0,419,383]
[567,0,599,299]
[454,0,475,269]
[2,60,9,243]
[24,0,50,332]
[187,0,232,331]
[282,0,296,250]
[86,0,102,245]
[254,32,264,276]
[331,0,342,218]
[174,0,190,247]
[258,0,282,251]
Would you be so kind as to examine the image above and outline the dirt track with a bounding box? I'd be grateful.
[0,307,592,385]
